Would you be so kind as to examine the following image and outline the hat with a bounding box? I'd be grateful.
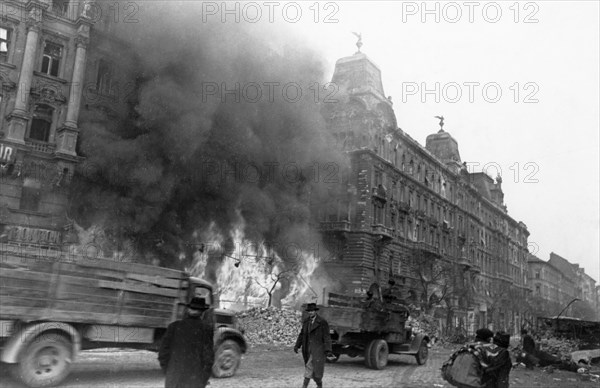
[305,303,319,312]
[475,328,494,341]
[493,332,511,348]
[185,297,210,310]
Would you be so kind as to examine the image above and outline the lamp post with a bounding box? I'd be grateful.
[556,298,580,320]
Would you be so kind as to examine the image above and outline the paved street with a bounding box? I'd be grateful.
[1,345,597,388]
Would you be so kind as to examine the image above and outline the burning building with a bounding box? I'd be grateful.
[2,1,346,308]
[1,2,534,326]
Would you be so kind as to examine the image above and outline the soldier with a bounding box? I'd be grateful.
[294,303,334,388]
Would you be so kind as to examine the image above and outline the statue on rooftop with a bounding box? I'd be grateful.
[434,115,445,131]
[352,31,363,53]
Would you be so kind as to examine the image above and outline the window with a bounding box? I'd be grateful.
[52,0,70,17]
[20,178,41,212]
[374,170,382,187]
[29,105,53,142]
[96,59,113,95]
[41,42,62,77]
[0,27,9,62]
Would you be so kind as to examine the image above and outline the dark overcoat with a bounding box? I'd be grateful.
[294,314,332,379]
[158,315,215,388]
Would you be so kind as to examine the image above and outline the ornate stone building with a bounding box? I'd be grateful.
[316,49,530,335]
[0,0,134,248]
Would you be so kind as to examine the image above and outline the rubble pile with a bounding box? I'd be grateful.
[237,307,302,346]
[538,337,581,358]
[406,314,440,342]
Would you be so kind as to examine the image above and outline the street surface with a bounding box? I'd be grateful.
[0,345,597,387]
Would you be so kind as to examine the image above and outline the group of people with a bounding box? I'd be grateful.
[155,299,523,388]
[468,328,513,388]
[156,299,334,388]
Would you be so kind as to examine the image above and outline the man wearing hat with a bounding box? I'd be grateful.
[483,332,512,388]
[294,303,333,388]
[158,297,215,388]
[474,328,494,343]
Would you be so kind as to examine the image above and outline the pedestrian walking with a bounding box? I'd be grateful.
[294,303,333,388]
[158,297,215,388]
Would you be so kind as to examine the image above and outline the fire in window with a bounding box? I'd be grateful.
[0,27,9,61]
[29,105,54,142]
[41,42,62,77]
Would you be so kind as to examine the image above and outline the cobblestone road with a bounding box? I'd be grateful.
[1,346,597,387]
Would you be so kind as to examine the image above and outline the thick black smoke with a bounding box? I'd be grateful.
[71,2,348,270]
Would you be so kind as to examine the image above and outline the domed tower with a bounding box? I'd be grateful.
[425,119,463,174]
[324,39,396,152]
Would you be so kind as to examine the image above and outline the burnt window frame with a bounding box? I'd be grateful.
[40,41,63,77]
[28,104,55,142]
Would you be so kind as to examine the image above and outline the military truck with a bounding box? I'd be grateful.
[0,245,246,387]
[311,282,429,370]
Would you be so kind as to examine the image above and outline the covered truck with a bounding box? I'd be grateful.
[310,282,429,370]
[0,246,246,387]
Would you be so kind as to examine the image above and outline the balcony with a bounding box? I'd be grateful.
[26,139,56,154]
[412,241,441,257]
[372,184,387,202]
[427,216,439,227]
[457,257,473,269]
[371,224,394,240]
[442,221,452,233]
[319,220,351,232]
[499,273,513,283]
[398,201,411,213]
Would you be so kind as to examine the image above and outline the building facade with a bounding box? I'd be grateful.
[315,50,531,335]
[0,0,133,249]
[528,252,598,320]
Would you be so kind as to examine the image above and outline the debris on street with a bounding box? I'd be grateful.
[236,307,302,346]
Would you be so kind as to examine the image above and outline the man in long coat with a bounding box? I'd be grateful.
[158,297,215,388]
[294,303,333,388]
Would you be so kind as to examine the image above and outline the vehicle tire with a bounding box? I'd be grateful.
[415,341,428,365]
[212,340,241,378]
[12,333,72,388]
[365,339,388,370]
[325,353,340,363]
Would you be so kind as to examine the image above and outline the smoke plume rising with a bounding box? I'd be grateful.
[71,1,348,288]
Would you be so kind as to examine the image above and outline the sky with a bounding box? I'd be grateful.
[251,0,599,281]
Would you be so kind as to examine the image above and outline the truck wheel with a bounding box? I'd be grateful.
[212,340,241,378]
[365,339,388,370]
[415,341,428,365]
[12,333,72,387]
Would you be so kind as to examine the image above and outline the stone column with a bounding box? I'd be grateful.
[5,7,44,144]
[62,36,87,128]
[55,20,91,157]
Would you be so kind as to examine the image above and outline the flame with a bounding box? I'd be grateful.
[188,217,326,310]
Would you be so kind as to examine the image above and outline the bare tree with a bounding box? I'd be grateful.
[252,255,298,307]
[407,251,454,314]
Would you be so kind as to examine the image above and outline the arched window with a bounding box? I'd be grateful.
[29,104,54,142]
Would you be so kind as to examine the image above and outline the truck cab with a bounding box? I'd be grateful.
[188,278,247,378]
